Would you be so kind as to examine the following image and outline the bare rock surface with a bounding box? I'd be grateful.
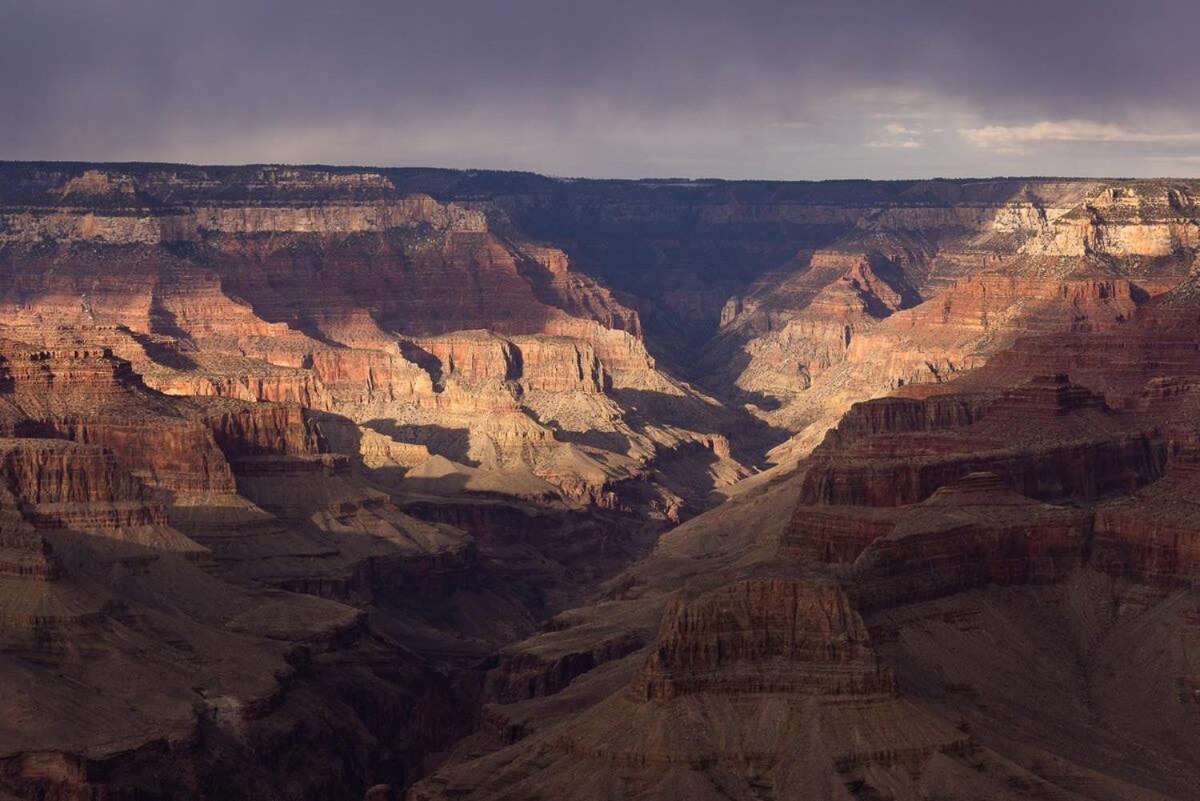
[0,165,1197,799]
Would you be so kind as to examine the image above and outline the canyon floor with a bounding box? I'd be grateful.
[0,163,1197,800]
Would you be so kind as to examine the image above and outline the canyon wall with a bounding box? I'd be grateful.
[0,164,1198,800]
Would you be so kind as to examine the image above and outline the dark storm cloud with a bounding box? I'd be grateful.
[2,0,1198,177]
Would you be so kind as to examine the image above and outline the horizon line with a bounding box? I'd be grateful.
[1,159,1195,184]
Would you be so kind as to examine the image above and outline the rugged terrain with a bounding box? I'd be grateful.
[0,163,1197,799]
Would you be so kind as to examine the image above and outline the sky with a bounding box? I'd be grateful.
[3,0,1200,180]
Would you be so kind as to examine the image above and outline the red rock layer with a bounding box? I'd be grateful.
[801,432,1162,508]
[799,376,1165,507]
[848,472,1090,609]
[630,578,894,701]
[816,393,990,452]
[1093,450,1200,586]
[194,398,321,458]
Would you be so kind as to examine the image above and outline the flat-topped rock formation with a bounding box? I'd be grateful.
[630,578,895,700]
[798,375,1165,508]
[412,579,1011,801]
[851,473,1089,608]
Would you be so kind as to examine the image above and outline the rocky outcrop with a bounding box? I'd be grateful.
[418,331,608,394]
[816,393,990,452]
[195,398,320,458]
[0,500,60,581]
[801,430,1163,507]
[486,633,644,703]
[799,376,1166,507]
[786,504,899,563]
[1093,449,1200,586]
[630,578,894,701]
[787,468,1092,582]
[848,473,1090,608]
[409,577,1038,801]
[1019,185,1200,259]
[0,438,149,506]
[0,437,206,562]
[0,194,487,245]
[0,341,241,494]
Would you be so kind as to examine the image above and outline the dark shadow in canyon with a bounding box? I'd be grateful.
[24,531,484,801]
[609,387,793,468]
[361,420,477,466]
[541,423,632,455]
[397,340,445,390]
[695,344,787,413]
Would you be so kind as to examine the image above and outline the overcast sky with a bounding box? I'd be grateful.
[3,0,1199,179]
